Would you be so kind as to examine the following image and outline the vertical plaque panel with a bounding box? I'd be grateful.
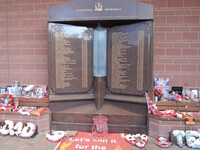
[107,21,152,95]
[49,23,93,94]
[137,30,144,91]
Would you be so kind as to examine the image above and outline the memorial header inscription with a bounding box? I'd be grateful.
[48,0,153,21]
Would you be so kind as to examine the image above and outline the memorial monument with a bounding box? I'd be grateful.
[48,0,153,133]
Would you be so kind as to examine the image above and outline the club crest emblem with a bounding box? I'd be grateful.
[95,2,103,11]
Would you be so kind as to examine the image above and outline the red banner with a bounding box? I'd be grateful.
[55,132,131,150]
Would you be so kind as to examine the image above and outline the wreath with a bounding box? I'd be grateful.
[186,130,200,149]
[1,94,13,106]
[156,137,171,148]
[20,123,37,138]
[0,120,14,135]
[172,130,185,147]
[46,130,66,142]
[10,122,23,137]
[125,133,148,148]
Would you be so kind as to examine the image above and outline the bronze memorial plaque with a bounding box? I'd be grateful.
[49,23,93,94]
[107,21,152,95]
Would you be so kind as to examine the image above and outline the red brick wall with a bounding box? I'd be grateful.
[151,0,200,89]
[0,0,200,90]
[0,0,70,87]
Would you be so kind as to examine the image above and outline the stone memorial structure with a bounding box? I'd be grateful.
[48,0,153,133]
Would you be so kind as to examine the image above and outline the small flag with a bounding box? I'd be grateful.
[154,78,169,97]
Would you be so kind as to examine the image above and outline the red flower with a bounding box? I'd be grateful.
[27,127,30,133]
[50,130,53,135]
[13,129,17,132]
[1,122,5,126]
[6,125,9,130]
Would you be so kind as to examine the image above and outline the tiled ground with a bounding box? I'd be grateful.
[0,132,193,150]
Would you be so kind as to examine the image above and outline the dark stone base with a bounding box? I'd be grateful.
[50,100,148,134]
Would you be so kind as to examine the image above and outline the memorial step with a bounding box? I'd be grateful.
[50,100,148,134]
[50,100,147,115]
[51,121,147,134]
[52,113,147,126]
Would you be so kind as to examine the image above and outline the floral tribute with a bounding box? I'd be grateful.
[0,120,14,135]
[125,133,148,148]
[186,130,200,149]
[172,130,185,147]
[0,120,37,138]
[1,94,13,106]
[10,122,23,137]
[46,130,66,142]
[172,130,200,149]
[153,88,163,97]
[156,137,171,148]
[20,123,37,138]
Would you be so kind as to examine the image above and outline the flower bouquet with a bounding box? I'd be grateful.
[153,88,163,101]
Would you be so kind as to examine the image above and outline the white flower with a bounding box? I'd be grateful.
[0,120,14,135]
[125,133,148,148]
[10,122,23,136]
[172,130,185,147]
[186,130,200,149]
[20,123,36,138]
[46,130,66,142]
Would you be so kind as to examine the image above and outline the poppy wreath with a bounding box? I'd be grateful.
[125,133,148,148]
[46,130,66,142]
[156,137,171,148]
[1,94,13,106]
